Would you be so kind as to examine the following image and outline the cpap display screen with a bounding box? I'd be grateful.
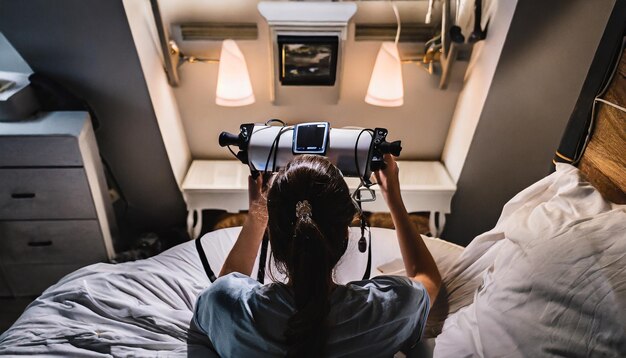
[293,122,329,154]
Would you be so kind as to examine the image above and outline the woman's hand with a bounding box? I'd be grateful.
[219,174,269,277]
[375,154,441,303]
[247,174,268,226]
[374,154,403,209]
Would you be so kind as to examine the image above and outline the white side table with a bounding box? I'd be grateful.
[182,160,456,239]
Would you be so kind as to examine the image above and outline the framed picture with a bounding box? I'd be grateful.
[277,35,339,86]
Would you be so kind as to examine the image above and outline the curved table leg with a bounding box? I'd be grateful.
[428,212,446,237]
[187,209,202,240]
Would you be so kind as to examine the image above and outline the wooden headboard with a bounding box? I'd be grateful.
[577,46,626,204]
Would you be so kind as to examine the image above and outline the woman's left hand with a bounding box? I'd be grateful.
[219,174,268,277]
[247,174,268,225]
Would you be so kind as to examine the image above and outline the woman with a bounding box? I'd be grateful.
[194,154,441,357]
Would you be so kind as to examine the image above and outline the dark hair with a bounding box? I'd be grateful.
[267,155,357,357]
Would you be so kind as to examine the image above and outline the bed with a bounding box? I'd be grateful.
[2,42,625,358]
[0,227,462,357]
[1,159,623,357]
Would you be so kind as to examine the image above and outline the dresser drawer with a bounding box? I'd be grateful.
[0,168,96,220]
[0,221,107,265]
[0,136,83,167]
[2,263,86,297]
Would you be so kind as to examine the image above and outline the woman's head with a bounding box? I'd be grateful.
[266,154,356,357]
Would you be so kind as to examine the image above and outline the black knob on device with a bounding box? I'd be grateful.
[219,132,241,148]
[378,140,402,157]
[450,25,465,43]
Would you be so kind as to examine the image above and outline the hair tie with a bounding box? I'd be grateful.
[295,200,312,221]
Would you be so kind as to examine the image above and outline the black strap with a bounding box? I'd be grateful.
[361,226,372,281]
[356,189,372,280]
[257,231,270,284]
[195,237,217,282]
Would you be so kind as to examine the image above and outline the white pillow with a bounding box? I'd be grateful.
[200,226,463,286]
[434,164,626,356]
[441,164,614,317]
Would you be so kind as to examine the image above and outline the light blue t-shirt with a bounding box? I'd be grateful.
[193,272,430,357]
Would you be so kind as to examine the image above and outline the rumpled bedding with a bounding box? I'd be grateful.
[435,164,626,357]
[0,234,216,357]
[0,227,461,357]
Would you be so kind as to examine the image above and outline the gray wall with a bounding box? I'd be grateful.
[0,0,187,239]
[442,0,616,246]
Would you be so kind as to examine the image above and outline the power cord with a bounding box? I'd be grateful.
[574,38,625,165]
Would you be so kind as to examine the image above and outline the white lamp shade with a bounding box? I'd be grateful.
[216,39,255,107]
[365,42,403,107]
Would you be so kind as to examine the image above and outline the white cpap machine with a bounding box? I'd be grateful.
[219,121,402,184]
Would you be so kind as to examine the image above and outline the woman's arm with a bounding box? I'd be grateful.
[219,175,268,277]
[374,155,442,303]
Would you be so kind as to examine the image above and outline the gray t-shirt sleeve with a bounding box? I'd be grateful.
[193,272,259,336]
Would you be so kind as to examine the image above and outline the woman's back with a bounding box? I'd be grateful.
[194,273,429,357]
[193,154,441,356]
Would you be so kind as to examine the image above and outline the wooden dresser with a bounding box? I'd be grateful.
[0,111,117,296]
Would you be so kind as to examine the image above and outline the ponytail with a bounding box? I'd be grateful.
[284,200,333,357]
[266,155,357,357]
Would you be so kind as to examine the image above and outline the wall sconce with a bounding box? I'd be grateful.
[364,0,484,102]
[365,2,403,107]
[365,42,403,107]
[150,0,255,107]
[215,40,255,106]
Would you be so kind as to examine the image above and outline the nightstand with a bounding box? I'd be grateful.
[182,160,456,239]
[0,111,117,296]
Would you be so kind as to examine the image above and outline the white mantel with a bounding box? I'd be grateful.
[258,2,357,27]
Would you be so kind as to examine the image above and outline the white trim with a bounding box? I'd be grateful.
[258,2,357,26]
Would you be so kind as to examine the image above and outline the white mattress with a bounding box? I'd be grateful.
[0,227,462,357]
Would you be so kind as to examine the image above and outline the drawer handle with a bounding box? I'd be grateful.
[27,241,53,247]
[11,193,36,199]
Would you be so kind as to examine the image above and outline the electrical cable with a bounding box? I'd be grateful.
[263,126,292,174]
[425,0,434,24]
[227,145,239,160]
[265,118,286,126]
[392,2,401,45]
[263,122,285,174]
[594,98,626,113]
[352,128,375,265]
[273,128,294,172]
[354,128,375,191]
[573,38,625,165]
[101,156,129,215]
[257,120,289,284]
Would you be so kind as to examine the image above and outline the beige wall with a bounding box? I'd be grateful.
[158,0,466,161]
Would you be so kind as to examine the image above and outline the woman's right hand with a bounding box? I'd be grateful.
[374,154,403,208]
[375,156,442,303]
